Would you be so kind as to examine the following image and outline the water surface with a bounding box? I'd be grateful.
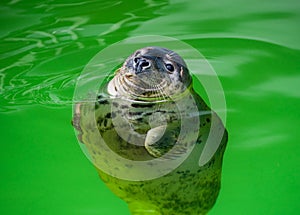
[1,0,300,214]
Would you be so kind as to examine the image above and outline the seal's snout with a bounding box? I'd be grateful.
[133,57,151,74]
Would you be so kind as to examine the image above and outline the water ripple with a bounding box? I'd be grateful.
[1,0,299,115]
[0,72,79,111]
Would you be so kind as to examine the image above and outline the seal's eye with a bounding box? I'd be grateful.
[165,64,174,72]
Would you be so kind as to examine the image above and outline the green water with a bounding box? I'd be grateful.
[1,0,300,214]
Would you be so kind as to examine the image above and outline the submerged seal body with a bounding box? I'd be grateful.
[73,47,228,214]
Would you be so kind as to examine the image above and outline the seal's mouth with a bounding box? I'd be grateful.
[121,71,170,99]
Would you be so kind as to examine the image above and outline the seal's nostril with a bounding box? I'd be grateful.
[134,57,151,73]
[141,61,150,67]
[134,57,140,64]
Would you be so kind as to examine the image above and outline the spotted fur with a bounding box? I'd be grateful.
[72,47,228,214]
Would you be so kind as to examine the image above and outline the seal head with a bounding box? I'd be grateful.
[108,46,192,100]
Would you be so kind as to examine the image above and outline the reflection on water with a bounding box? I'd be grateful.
[251,75,300,98]
[1,0,300,214]
[1,0,299,112]
[0,0,170,111]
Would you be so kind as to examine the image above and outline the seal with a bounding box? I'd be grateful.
[72,46,228,214]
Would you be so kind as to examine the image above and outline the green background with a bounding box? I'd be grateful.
[1,0,300,214]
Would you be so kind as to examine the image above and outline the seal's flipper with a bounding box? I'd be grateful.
[145,125,177,157]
